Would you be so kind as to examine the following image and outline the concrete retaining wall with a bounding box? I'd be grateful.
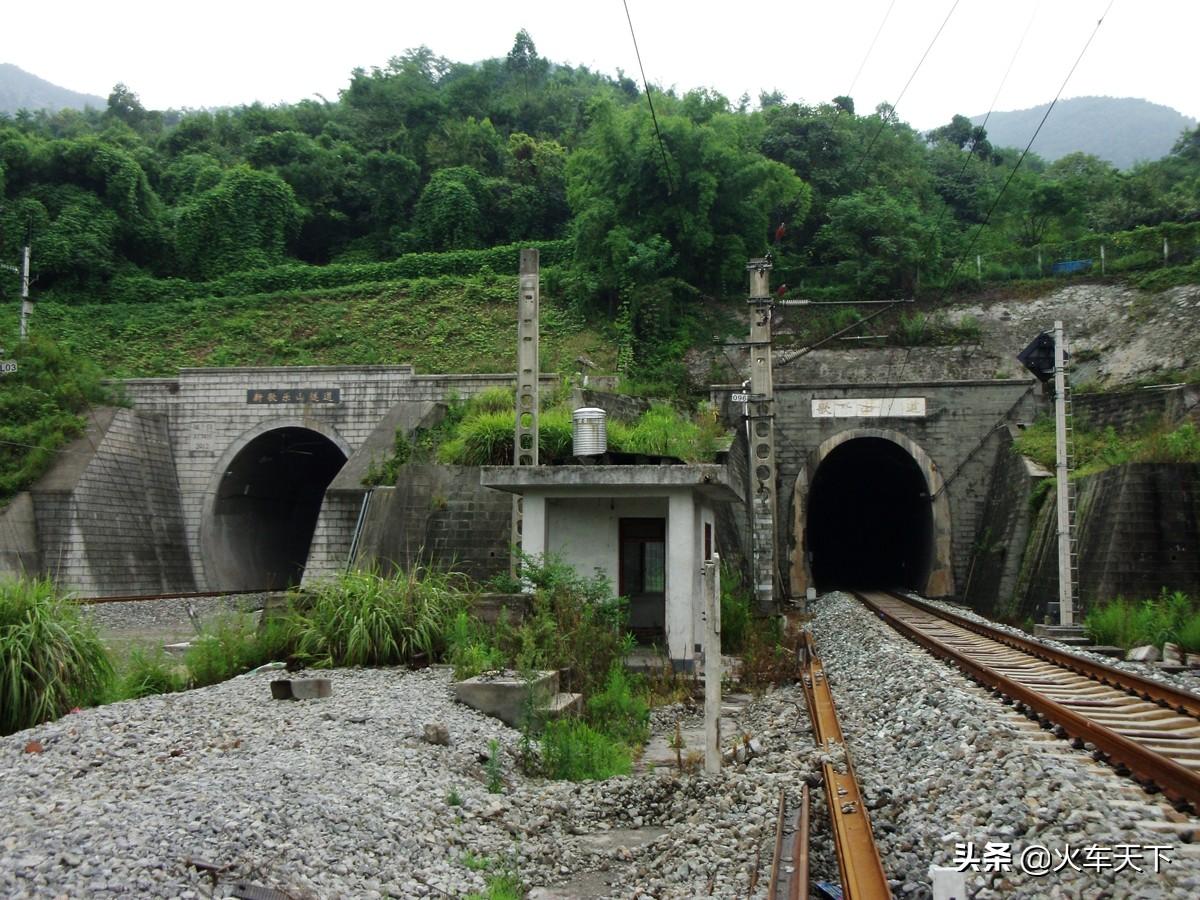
[1017,463,1200,621]
[351,465,512,582]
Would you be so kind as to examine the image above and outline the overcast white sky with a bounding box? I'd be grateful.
[5,0,1196,130]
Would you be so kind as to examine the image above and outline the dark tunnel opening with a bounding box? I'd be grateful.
[208,428,346,590]
[807,437,933,591]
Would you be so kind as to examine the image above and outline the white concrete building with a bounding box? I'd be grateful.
[481,465,742,668]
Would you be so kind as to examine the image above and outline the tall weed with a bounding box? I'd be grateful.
[0,578,112,735]
[291,566,466,668]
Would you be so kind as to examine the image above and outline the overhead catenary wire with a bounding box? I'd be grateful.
[883,0,1115,390]
[621,0,674,195]
[845,0,898,102]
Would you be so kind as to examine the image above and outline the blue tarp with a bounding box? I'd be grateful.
[1051,258,1093,274]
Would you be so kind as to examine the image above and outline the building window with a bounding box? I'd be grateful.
[619,518,666,595]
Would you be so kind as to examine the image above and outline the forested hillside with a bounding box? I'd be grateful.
[0,64,105,116]
[973,97,1197,170]
[1,33,1199,389]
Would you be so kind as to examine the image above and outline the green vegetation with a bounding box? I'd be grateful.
[290,566,467,668]
[539,718,632,781]
[431,389,730,467]
[1013,416,1200,479]
[184,612,285,687]
[3,32,1198,414]
[1,274,606,380]
[1084,590,1200,651]
[116,647,186,699]
[1,577,112,735]
[464,871,523,900]
[0,336,113,505]
[485,739,504,794]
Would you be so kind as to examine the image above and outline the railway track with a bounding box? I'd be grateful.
[767,630,891,899]
[856,589,1200,811]
[76,588,272,605]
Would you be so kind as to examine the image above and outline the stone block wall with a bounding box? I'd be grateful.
[1074,383,1200,432]
[714,379,1041,600]
[29,407,194,595]
[352,465,513,583]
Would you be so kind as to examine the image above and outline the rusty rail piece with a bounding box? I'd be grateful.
[76,588,272,606]
[766,784,812,900]
[799,631,892,899]
[896,592,1200,719]
[856,590,1200,811]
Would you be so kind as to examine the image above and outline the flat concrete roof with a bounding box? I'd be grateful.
[481,464,742,503]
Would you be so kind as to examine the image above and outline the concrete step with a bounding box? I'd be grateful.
[1088,645,1126,659]
[537,692,583,720]
[1034,624,1087,640]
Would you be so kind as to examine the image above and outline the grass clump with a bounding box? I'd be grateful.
[585,662,650,747]
[1014,415,1200,479]
[184,612,281,687]
[290,566,466,668]
[446,610,506,679]
[540,718,632,781]
[1084,590,1199,650]
[118,648,187,699]
[434,392,731,466]
[1,577,112,735]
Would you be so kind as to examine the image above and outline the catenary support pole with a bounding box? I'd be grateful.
[18,244,31,341]
[746,258,778,611]
[512,249,540,574]
[703,555,722,775]
[1053,320,1074,625]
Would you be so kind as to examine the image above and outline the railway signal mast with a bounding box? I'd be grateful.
[1017,323,1076,625]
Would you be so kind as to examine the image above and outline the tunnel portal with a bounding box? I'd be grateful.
[207,427,346,590]
[806,436,933,591]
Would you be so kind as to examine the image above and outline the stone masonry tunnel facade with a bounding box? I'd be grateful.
[718,379,1040,600]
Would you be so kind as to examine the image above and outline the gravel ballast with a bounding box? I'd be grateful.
[812,590,1200,899]
[2,665,826,898]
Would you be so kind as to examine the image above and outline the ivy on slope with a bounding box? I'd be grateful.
[10,274,610,380]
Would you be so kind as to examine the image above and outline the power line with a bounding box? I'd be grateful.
[621,0,675,194]
[884,0,1115,390]
[847,0,962,185]
[846,0,898,100]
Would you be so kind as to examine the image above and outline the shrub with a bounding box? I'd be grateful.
[0,578,112,735]
[185,612,270,687]
[446,610,507,679]
[540,718,632,781]
[586,663,649,747]
[719,563,752,654]
[290,566,466,668]
[1084,590,1198,649]
[118,648,186,699]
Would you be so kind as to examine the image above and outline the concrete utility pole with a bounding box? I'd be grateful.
[703,555,722,775]
[18,244,32,341]
[512,249,540,573]
[1053,320,1075,625]
[746,257,778,611]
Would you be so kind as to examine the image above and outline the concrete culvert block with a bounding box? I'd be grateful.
[270,678,332,700]
[1126,645,1161,662]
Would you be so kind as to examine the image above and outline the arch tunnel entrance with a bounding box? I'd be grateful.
[806,437,933,592]
[206,427,347,590]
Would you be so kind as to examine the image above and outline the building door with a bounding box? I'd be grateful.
[619,517,666,641]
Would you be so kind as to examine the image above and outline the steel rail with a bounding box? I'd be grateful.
[857,591,1200,810]
[767,784,812,900]
[76,588,273,606]
[895,592,1200,718]
[800,632,892,899]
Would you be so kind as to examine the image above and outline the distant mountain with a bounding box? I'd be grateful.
[970,97,1196,170]
[0,63,105,114]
